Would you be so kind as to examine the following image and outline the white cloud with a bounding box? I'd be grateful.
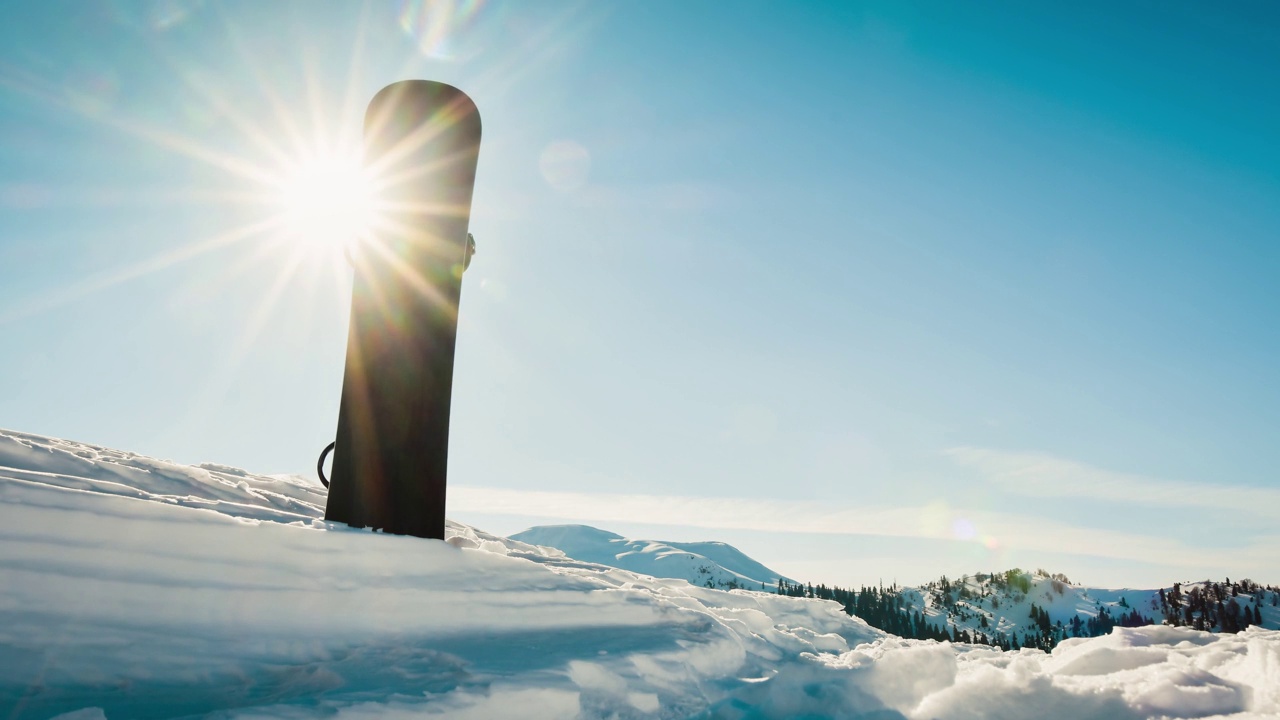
[945,446,1280,521]
[449,485,1263,571]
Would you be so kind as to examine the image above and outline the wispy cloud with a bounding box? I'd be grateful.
[450,486,1259,570]
[945,447,1280,522]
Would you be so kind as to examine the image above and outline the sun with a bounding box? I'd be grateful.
[274,150,378,257]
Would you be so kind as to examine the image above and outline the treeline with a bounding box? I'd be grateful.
[1158,578,1275,633]
[776,572,1276,653]
[776,579,1028,650]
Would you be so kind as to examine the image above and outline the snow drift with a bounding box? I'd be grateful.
[0,428,1276,719]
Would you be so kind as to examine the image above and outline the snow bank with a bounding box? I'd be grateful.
[1,428,1277,719]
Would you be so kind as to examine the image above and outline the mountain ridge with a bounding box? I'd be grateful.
[515,521,1280,650]
[510,523,795,591]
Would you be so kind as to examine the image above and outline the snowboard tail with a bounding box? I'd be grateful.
[323,81,482,539]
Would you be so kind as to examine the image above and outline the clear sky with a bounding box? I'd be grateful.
[2,0,1277,590]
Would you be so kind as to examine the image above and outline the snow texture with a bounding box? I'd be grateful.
[1,428,1277,719]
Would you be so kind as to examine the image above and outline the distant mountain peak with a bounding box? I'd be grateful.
[512,524,626,543]
[510,524,793,591]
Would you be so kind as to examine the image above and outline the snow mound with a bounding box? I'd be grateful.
[511,523,794,591]
[1,427,1277,719]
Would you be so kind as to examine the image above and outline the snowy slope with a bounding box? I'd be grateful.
[511,524,793,591]
[2,427,1279,719]
[893,570,1279,649]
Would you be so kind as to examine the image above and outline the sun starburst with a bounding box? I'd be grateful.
[273,149,378,259]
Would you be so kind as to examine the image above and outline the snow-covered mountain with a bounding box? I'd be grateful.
[511,527,1278,650]
[511,524,794,591]
[871,570,1279,650]
[2,426,1278,719]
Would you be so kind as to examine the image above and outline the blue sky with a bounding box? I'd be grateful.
[1,0,1277,589]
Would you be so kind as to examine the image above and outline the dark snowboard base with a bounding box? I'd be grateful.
[322,80,482,539]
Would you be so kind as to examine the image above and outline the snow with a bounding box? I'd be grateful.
[892,571,1278,651]
[1,427,1278,719]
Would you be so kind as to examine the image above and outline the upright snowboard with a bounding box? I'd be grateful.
[323,80,482,539]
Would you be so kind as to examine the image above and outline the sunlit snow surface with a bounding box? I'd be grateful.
[1,429,1277,719]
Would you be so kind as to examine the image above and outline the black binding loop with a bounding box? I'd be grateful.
[317,441,335,489]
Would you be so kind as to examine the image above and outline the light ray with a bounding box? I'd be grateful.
[4,0,525,408]
[346,241,395,325]
[359,232,458,320]
[170,66,299,174]
[179,246,309,427]
[334,0,376,146]
[1,58,281,190]
[216,10,316,162]
[363,100,478,179]
[227,246,308,362]
[369,144,484,198]
[0,216,284,325]
[460,2,604,102]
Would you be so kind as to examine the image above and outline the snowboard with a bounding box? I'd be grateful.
[323,80,482,540]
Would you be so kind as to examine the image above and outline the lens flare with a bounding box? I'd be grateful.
[398,0,486,60]
[951,517,977,541]
[539,140,590,192]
